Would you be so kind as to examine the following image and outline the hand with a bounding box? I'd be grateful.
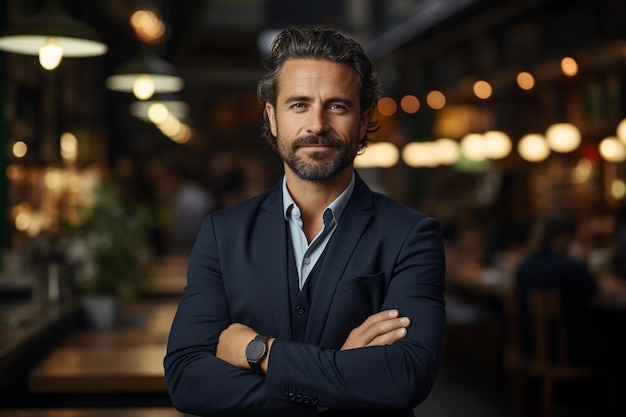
[216,323,274,373]
[341,310,410,350]
[216,323,257,369]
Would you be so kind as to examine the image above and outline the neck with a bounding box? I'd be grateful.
[284,166,352,228]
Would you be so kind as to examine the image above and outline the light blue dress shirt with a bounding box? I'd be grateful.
[282,174,355,289]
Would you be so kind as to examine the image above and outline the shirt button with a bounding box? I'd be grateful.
[303,257,310,265]
[295,305,305,315]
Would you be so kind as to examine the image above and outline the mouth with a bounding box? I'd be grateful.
[299,143,336,150]
[293,135,342,151]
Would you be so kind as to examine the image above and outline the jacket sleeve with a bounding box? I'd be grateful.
[163,216,315,417]
[265,215,447,411]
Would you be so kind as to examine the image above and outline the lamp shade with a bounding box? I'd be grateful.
[106,47,184,96]
[0,0,107,57]
[129,94,190,121]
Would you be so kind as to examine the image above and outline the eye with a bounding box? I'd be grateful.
[329,103,347,113]
[290,102,307,111]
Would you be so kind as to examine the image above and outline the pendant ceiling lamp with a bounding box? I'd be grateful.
[105,46,184,101]
[0,0,107,70]
[128,94,190,121]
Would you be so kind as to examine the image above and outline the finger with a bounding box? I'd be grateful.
[341,311,409,350]
[350,315,410,348]
[367,326,408,347]
[361,315,410,339]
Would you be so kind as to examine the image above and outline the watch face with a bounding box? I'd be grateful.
[246,340,266,360]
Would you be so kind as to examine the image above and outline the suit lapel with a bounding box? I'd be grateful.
[259,185,293,340]
[305,175,373,344]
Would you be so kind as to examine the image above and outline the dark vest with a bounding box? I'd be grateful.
[286,232,328,343]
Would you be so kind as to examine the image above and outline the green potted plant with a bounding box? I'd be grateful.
[66,177,153,328]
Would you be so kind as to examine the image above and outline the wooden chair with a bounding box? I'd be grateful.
[502,288,529,417]
[527,290,615,417]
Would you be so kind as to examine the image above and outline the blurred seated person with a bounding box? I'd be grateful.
[515,209,623,367]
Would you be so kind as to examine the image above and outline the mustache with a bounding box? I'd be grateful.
[292,135,343,149]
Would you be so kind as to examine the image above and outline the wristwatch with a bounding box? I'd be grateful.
[246,334,270,373]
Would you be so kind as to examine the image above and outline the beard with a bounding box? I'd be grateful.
[277,133,359,182]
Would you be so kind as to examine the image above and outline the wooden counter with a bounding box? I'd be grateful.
[0,300,82,403]
[29,301,178,394]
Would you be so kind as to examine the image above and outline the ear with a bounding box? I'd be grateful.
[359,107,374,139]
[266,102,278,137]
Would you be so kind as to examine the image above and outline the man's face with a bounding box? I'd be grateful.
[266,59,372,182]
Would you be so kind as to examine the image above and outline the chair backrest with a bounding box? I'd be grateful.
[504,289,523,355]
[529,290,569,365]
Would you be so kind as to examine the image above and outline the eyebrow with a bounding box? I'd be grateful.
[283,95,357,109]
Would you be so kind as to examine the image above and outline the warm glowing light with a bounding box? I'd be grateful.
[158,114,182,136]
[518,134,550,162]
[15,212,30,232]
[433,138,460,165]
[473,80,492,99]
[426,90,446,110]
[460,133,486,161]
[39,38,63,70]
[616,118,626,144]
[561,57,578,77]
[545,123,581,153]
[170,124,192,144]
[44,168,63,190]
[483,130,512,159]
[148,102,169,124]
[6,165,23,180]
[130,10,166,43]
[516,72,535,90]
[11,203,28,220]
[612,180,626,199]
[599,136,626,162]
[60,132,78,162]
[403,142,434,168]
[573,158,592,183]
[400,95,420,114]
[354,142,399,168]
[133,75,155,100]
[377,97,397,116]
[12,141,27,158]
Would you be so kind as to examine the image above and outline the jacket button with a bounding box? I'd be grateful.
[295,305,305,314]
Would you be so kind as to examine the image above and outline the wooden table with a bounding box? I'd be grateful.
[140,255,188,297]
[29,301,178,394]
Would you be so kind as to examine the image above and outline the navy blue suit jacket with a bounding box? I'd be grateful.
[164,173,447,416]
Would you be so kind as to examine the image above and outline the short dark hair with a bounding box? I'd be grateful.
[257,25,382,150]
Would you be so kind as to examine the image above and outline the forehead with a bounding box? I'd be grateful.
[277,58,360,98]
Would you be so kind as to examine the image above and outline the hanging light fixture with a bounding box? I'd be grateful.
[128,94,190,121]
[545,122,581,153]
[518,134,550,162]
[0,0,107,70]
[105,46,184,100]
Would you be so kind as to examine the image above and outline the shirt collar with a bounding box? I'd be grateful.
[282,173,355,222]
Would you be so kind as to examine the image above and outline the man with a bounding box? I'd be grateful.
[164,25,446,417]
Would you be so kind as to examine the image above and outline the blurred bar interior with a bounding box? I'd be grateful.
[1,0,626,416]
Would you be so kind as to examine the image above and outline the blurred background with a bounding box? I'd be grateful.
[1,0,626,416]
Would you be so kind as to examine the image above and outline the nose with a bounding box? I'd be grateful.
[306,107,329,135]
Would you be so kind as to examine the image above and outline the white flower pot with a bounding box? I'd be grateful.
[82,294,119,329]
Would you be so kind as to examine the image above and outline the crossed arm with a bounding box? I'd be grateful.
[216,309,411,372]
[165,213,446,416]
